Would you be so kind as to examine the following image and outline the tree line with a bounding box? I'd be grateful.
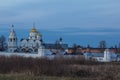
[0,34,120,52]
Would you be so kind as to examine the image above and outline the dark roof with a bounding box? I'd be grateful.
[44,43,68,49]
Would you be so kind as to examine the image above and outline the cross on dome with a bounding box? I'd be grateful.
[30,23,38,33]
[11,24,15,32]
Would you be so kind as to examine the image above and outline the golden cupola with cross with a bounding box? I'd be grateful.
[29,26,42,40]
[30,27,38,33]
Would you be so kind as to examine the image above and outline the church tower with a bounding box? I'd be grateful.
[8,25,18,52]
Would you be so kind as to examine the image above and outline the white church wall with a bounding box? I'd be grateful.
[28,39,35,48]
[21,39,28,48]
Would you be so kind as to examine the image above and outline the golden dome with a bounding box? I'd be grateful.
[30,27,38,33]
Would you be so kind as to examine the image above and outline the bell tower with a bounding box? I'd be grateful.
[8,25,18,52]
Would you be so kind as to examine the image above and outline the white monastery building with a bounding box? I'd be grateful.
[20,27,42,53]
[7,25,68,54]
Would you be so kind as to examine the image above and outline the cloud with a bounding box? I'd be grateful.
[0,0,120,30]
[65,32,120,36]
[0,0,45,7]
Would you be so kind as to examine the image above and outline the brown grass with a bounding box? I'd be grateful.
[0,55,119,80]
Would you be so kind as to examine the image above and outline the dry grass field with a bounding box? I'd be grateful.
[0,56,119,80]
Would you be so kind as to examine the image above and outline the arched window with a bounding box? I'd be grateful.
[13,38,16,41]
[9,38,12,42]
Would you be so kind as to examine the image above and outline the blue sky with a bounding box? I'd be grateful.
[0,0,120,47]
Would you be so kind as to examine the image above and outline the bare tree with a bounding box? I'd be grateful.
[99,40,106,49]
[87,44,91,48]
[0,35,7,51]
[72,44,77,54]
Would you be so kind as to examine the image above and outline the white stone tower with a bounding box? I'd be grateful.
[103,49,111,62]
[8,25,18,52]
[38,44,45,57]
